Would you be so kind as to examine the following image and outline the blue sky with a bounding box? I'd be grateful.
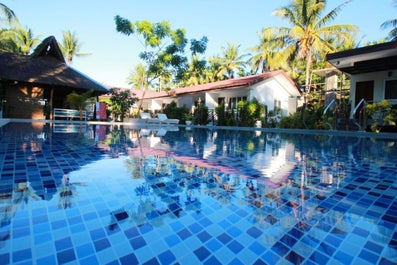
[3,0,396,87]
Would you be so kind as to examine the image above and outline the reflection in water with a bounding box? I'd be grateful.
[57,175,87,209]
[100,127,397,238]
[0,123,396,263]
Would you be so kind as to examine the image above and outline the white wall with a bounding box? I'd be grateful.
[350,69,397,117]
[250,78,292,116]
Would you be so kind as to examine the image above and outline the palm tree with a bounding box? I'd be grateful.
[381,0,397,41]
[66,90,93,120]
[0,3,18,25]
[7,26,41,55]
[59,30,90,64]
[204,56,225,83]
[250,27,287,73]
[219,43,248,78]
[128,64,149,89]
[0,3,19,51]
[270,0,358,91]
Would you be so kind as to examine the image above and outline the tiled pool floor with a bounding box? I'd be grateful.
[0,122,396,264]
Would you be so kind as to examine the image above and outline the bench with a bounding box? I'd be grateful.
[53,108,86,121]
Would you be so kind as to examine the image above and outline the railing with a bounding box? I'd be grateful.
[53,108,86,121]
[352,98,366,131]
[323,99,336,130]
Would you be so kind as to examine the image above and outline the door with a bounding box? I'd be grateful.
[355,81,374,105]
[354,81,374,118]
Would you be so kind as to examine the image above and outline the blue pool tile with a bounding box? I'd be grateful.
[334,250,353,264]
[13,227,30,238]
[76,243,95,258]
[124,226,140,239]
[51,219,67,230]
[90,228,106,241]
[129,236,147,250]
[12,248,32,263]
[226,226,242,237]
[36,255,57,265]
[280,234,297,247]
[158,250,176,264]
[0,253,9,265]
[359,249,380,264]
[248,241,267,255]
[55,237,73,251]
[164,234,180,247]
[177,228,192,240]
[56,248,76,264]
[142,257,160,265]
[119,253,139,265]
[197,230,212,243]
[261,250,280,264]
[353,226,370,238]
[285,250,304,264]
[217,232,233,244]
[194,246,211,261]
[206,238,223,252]
[188,222,203,234]
[309,250,329,264]
[227,239,244,254]
[228,257,245,265]
[271,241,289,256]
[364,240,384,254]
[203,255,222,265]
[138,223,153,234]
[246,226,262,239]
[80,255,99,265]
[94,238,111,252]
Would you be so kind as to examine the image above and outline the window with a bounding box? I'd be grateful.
[385,80,397,100]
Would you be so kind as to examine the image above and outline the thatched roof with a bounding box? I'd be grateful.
[0,36,109,95]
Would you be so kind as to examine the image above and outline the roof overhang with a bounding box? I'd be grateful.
[326,41,397,75]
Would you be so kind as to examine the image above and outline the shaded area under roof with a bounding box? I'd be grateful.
[0,36,109,96]
[326,41,397,75]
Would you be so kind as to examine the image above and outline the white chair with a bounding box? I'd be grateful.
[157,113,179,124]
[139,112,161,124]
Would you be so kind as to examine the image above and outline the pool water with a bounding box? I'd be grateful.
[0,122,396,264]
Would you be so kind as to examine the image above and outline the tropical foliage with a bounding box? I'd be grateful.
[59,30,91,64]
[381,0,397,41]
[263,0,358,90]
[65,90,94,120]
[108,88,138,122]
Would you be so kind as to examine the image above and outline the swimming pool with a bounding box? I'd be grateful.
[0,122,396,264]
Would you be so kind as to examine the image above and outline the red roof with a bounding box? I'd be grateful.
[129,70,299,99]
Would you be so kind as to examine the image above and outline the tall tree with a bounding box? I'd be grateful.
[270,0,357,91]
[249,27,287,73]
[7,26,41,54]
[127,64,150,90]
[114,16,207,91]
[0,3,19,52]
[204,56,226,83]
[59,30,90,64]
[109,87,138,122]
[381,0,397,41]
[0,3,18,25]
[219,43,248,78]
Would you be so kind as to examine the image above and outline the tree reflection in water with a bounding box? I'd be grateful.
[101,127,396,242]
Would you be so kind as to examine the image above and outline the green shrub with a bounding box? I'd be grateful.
[163,101,189,123]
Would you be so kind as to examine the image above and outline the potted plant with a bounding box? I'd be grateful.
[184,113,194,125]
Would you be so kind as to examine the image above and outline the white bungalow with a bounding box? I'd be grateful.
[133,70,301,117]
[327,40,397,118]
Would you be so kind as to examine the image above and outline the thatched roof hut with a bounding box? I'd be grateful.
[0,36,109,119]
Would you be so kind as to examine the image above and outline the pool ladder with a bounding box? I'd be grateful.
[323,99,336,130]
